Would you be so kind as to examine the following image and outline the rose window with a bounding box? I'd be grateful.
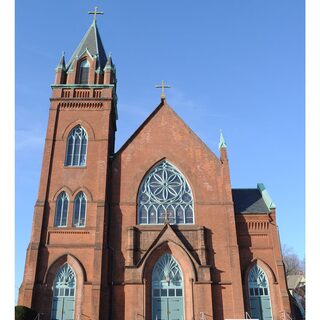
[138,161,194,224]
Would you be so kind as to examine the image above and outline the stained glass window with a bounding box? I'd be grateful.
[65,126,87,167]
[138,161,194,224]
[54,192,69,227]
[73,192,86,227]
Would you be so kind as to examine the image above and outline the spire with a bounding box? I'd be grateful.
[67,19,107,71]
[219,129,227,149]
[56,52,66,70]
[104,52,114,71]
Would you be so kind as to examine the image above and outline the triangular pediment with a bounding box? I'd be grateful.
[114,99,219,163]
[137,223,200,268]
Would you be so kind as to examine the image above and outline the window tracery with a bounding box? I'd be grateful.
[65,126,87,167]
[138,161,194,224]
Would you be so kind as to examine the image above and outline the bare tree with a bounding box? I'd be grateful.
[282,244,304,276]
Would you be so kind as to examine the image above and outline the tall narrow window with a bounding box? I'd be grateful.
[51,264,76,320]
[54,192,69,227]
[78,60,89,84]
[65,126,87,167]
[73,192,86,227]
[138,161,194,224]
[248,264,273,320]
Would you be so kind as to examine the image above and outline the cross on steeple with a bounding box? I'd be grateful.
[155,80,171,100]
[88,6,104,21]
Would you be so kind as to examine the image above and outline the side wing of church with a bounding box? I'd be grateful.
[18,17,292,320]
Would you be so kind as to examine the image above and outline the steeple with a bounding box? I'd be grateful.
[54,52,67,84]
[67,19,108,71]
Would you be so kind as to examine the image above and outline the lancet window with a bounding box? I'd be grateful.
[138,161,194,224]
[65,126,87,167]
[73,192,87,227]
[54,192,69,227]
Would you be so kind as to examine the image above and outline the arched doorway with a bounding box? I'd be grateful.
[51,264,76,320]
[248,264,273,320]
[152,253,184,320]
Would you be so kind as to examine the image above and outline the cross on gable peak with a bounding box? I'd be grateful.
[88,6,104,21]
[155,80,171,100]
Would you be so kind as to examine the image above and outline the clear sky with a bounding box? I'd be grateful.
[15,0,305,300]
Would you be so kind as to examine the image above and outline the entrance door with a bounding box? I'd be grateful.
[248,265,273,320]
[51,264,76,320]
[51,297,75,320]
[152,254,184,320]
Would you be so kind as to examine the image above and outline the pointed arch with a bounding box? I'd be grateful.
[61,119,95,141]
[244,260,275,320]
[72,186,93,202]
[152,253,185,319]
[73,191,87,227]
[141,241,195,319]
[54,191,69,227]
[44,254,86,320]
[65,125,88,167]
[137,160,194,225]
[52,186,73,201]
[243,259,278,285]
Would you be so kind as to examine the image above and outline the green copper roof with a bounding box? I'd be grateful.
[219,130,227,149]
[257,183,276,209]
[67,20,107,70]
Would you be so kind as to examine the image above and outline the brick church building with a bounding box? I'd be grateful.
[18,15,293,320]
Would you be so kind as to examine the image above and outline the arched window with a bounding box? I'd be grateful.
[248,264,273,320]
[152,254,184,319]
[54,192,69,227]
[65,126,87,167]
[138,161,194,224]
[51,264,76,320]
[73,192,86,227]
[77,60,89,84]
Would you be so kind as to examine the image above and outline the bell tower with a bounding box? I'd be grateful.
[18,11,116,320]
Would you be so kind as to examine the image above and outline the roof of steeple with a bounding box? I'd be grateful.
[56,52,66,70]
[67,19,107,70]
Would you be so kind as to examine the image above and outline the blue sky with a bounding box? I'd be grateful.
[15,0,305,299]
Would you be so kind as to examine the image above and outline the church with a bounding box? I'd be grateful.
[18,11,293,320]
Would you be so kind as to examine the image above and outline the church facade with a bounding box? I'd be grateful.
[18,17,293,320]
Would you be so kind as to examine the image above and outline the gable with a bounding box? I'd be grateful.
[111,100,232,205]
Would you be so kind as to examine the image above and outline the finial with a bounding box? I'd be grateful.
[88,6,104,22]
[155,80,171,100]
[219,129,227,149]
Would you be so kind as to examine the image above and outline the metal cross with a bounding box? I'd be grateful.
[155,80,171,99]
[88,6,104,21]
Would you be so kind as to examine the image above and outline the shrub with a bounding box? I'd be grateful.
[15,305,38,320]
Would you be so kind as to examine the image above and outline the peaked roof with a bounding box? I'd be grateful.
[114,99,220,162]
[56,52,66,70]
[67,20,107,70]
[232,188,269,214]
